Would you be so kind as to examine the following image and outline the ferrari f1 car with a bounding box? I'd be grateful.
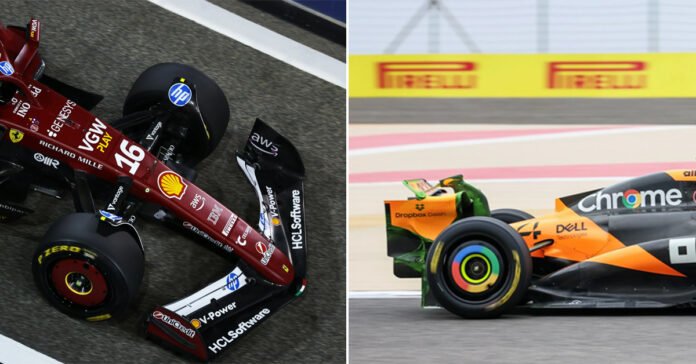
[0,19,307,360]
[386,172,696,318]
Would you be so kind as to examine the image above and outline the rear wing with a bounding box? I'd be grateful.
[145,120,307,361]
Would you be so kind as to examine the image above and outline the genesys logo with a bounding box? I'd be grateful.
[190,302,237,329]
[547,61,646,90]
[578,188,682,212]
[48,99,76,138]
[377,61,477,90]
[152,310,195,338]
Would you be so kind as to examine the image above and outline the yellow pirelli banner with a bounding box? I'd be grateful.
[349,53,696,98]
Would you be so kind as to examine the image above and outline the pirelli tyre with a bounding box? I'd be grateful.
[32,213,144,321]
[491,208,534,224]
[426,217,532,318]
[122,63,230,165]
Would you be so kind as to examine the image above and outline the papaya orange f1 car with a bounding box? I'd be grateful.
[386,171,696,318]
[0,19,307,360]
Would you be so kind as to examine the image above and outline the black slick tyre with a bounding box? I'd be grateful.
[426,217,532,318]
[32,213,144,321]
[491,208,534,224]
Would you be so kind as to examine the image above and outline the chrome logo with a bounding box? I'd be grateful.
[622,189,641,209]
[451,244,500,294]
[157,171,187,200]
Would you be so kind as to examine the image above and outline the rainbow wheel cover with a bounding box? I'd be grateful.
[451,245,500,293]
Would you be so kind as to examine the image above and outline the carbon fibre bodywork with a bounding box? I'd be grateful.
[386,171,696,309]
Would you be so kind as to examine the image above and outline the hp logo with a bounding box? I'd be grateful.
[225,272,241,291]
[0,61,14,76]
[168,83,192,107]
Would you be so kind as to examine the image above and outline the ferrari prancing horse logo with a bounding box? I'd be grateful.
[9,129,24,143]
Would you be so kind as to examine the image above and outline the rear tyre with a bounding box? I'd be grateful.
[122,63,230,165]
[426,217,532,318]
[32,213,144,321]
[491,208,534,224]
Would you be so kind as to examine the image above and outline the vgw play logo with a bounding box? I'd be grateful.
[578,188,682,212]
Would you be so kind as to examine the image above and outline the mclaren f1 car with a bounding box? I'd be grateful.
[0,19,307,360]
[385,171,696,318]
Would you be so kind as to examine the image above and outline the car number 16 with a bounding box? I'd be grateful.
[114,140,145,175]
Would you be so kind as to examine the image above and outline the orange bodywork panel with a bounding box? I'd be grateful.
[510,208,625,262]
[666,169,696,182]
[386,194,459,241]
[512,201,684,277]
[588,245,685,277]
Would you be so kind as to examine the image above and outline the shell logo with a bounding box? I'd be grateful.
[190,319,201,329]
[158,171,188,199]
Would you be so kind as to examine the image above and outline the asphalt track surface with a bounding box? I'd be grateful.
[350,98,696,124]
[350,298,696,364]
[2,2,345,363]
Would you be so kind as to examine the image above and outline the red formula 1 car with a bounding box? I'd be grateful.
[0,19,307,360]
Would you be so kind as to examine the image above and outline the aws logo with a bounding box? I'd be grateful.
[578,188,682,212]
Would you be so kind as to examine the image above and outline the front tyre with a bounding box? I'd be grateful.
[32,213,144,321]
[426,217,532,318]
[122,63,230,165]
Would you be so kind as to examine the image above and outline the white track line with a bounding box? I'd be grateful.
[0,334,61,364]
[350,176,627,188]
[148,0,346,88]
[350,291,421,299]
[350,125,694,156]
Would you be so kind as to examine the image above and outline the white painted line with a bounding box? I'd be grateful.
[350,176,627,188]
[350,125,694,156]
[349,291,421,299]
[148,0,346,88]
[0,334,62,364]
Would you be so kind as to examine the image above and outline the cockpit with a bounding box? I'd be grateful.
[0,80,18,105]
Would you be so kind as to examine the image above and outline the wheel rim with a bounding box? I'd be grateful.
[449,243,502,295]
[50,259,108,307]
[65,272,93,296]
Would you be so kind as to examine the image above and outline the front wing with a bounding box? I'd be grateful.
[144,120,307,361]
